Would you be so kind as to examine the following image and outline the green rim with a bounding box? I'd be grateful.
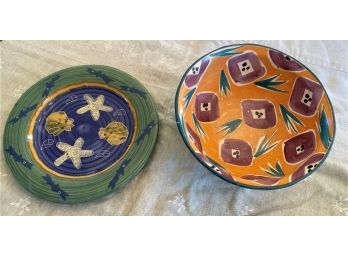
[174,43,336,190]
[3,65,159,203]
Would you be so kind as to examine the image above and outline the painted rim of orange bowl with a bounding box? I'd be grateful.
[174,43,336,190]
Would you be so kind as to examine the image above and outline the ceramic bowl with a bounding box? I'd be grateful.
[3,65,158,203]
[175,44,335,189]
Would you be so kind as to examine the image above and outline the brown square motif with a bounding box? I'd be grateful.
[289,77,324,116]
[195,92,219,122]
[283,130,316,164]
[227,52,266,84]
[241,100,276,129]
[220,139,253,166]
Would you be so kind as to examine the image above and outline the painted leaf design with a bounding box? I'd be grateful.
[319,105,332,149]
[192,113,206,137]
[210,46,241,57]
[183,87,196,108]
[178,107,187,141]
[260,160,285,177]
[255,75,287,93]
[218,119,241,135]
[254,130,280,158]
[219,70,231,96]
[280,104,304,133]
[275,161,283,174]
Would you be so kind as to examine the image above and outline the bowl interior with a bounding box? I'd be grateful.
[176,44,335,189]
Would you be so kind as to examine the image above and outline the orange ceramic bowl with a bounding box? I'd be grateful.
[175,44,335,189]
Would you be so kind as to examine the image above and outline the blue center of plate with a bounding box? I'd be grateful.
[32,85,135,177]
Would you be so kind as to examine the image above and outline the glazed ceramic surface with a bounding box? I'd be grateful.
[3,65,158,203]
[175,44,335,189]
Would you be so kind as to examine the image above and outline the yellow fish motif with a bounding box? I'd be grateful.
[98,121,129,145]
[45,111,74,136]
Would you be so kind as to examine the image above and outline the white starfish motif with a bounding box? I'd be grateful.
[54,137,94,169]
[76,94,113,121]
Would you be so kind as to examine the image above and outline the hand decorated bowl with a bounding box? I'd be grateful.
[175,44,335,189]
[3,65,158,203]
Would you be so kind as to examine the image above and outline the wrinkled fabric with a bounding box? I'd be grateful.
[0,40,347,216]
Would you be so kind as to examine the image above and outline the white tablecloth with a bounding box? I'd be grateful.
[0,40,347,215]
